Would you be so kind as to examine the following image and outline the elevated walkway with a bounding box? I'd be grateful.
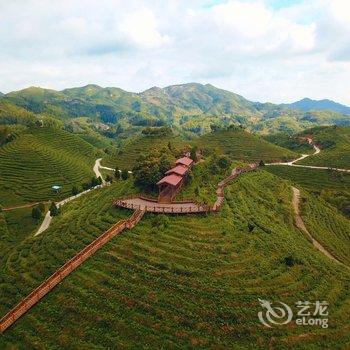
[115,196,210,213]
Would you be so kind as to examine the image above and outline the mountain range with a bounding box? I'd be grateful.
[282,97,350,115]
[1,83,349,135]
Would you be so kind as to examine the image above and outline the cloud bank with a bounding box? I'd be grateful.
[1,0,350,104]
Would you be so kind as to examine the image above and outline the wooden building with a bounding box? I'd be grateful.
[157,156,193,203]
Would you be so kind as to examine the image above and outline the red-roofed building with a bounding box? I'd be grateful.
[157,156,193,203]
[157,174,183,187]
[176,156,193,167]
[165,165,188,176]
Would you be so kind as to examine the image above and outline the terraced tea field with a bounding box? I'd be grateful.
[300,190,350,265]
[266,165,350,192]
[103,134,189,169]
[298,126,350,169]
[194,129,297,162]
[104,129,297,171]
[0,207,41,261]
[266,165,350,217]
[1,171,349,349]
[0,127,100,207]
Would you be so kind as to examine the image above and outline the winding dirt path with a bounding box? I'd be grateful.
[292,186,342,264]
[35,159,109,236]
[1,201,50,212]
[267,143,350,173]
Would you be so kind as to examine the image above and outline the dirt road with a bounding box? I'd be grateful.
[292,186,342,263]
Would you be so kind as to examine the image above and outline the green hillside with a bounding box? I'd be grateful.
[266,165,350,217]
[194,128,297,162]
[300,189,350,265]
[103,127,297,171]
[142,83,257,117]
[104,133,189,170]
[0,207,41,263]
[264,133,314,154]
[2,83,349,136]
[297,126,350,168]
[283,97,350,115]
[0,172,349,349]
[0,126,99,207]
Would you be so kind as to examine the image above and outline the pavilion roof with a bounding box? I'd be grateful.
[165,165,188,176]
[156,174,183,187]
[175,156,193,167]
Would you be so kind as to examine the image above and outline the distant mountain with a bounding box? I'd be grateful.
[1,83,349,135]
[282,98,350,115]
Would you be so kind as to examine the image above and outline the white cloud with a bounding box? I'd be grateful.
[119,9,168,48]
[0,0,350,105]
[213,1,272,38]
[329,0,350,23]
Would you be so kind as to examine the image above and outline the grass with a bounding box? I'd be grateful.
[265,165,350,217]
[0,171,349,349]
[193,129,297,163]
[0,126,101,207]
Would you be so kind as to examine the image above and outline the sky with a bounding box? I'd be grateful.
[1,0,350,104]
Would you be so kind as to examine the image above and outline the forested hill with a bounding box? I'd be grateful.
[282,97,350,115]
[1,83,349,135]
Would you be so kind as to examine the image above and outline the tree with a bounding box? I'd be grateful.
[71,185,79,195]
[159,154,172,174]
[82,182,91,190]
[133,154,161,189]
[0,126,10,146]
[49,202,59,216]
[38,202,45,213]
[190,146,198,162]
[32,206,42,220]
[217,156,230,170]
[91,177,98,187]
[195,186,200,196]
[132,100,141,112]
[210,124,220,133]
[121,170,129,180]
[248,222,255,232]
[105,174,113,183]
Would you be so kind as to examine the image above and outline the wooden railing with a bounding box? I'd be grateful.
[114,200,211,214]
[115,164,259,214]
[0,163,259,334]
[0,211,144,333]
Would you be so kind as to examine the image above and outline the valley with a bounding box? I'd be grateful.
[2,1,350,347]
[0,86,349,350]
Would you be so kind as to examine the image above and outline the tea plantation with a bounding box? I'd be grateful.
[0,127,100,207]
[0,171,349,349]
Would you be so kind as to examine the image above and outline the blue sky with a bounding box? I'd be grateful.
[1,0,350,104]
[267,0,304,9]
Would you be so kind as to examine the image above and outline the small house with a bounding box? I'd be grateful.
[157,156,193,203]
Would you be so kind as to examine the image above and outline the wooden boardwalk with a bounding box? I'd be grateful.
[0,210,144,333]
[114,196,211,213]
[0,163,258,333]
[115,164,258,213]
